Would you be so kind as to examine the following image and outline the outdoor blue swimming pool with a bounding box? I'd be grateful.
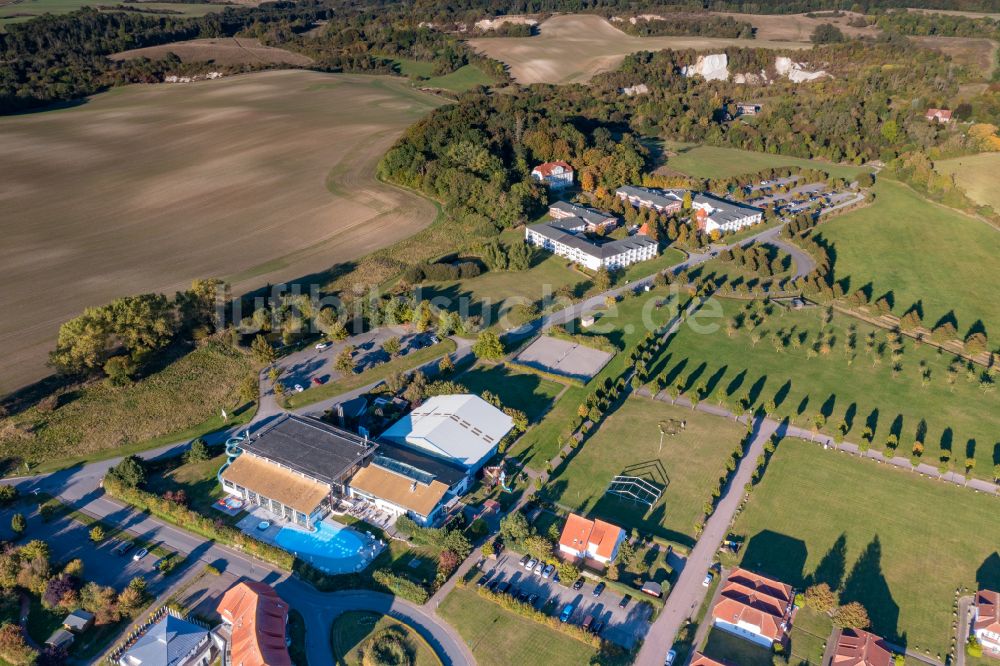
[274,521,368,573]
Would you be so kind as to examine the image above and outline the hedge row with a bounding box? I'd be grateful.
[372,569,430,604]
[102,475,294,569]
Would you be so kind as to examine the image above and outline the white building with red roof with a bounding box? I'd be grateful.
[831,628,893,666]
[690,652,729,666]
[557,513,625,566]
[925,108,953,123]
[974,589,1000,657]
[710,567,795,648]
[531,161,574,189]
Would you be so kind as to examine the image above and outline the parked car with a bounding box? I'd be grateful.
[541,564,554,579]
[315,341,331,350]
[572,577,585,591]
[533,561,545,575]
[703,572,713,587]
[486,580,500,592]
[665,649,677,665]
[526,557,538,570]
[293,384,304,393]
[496,582,510,594]
[592,582,605,597]
[519,554,531,567]
[528,593,539,606]
[582,615,594,632]
[518,590,530,602]
[477,573,491,587]
[312,376,325,385]
[113,541,133,556]
[132,548,148,562]
[619,594,632,609]
[591,619,604,635]
[559,603,575,623]
[493,540,505,555]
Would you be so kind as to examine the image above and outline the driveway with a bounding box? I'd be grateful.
[632,416,779,666]
[477,551,653,649]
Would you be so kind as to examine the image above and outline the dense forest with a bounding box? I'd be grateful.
[378,89,647,236]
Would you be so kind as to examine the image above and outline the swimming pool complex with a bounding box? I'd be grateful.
[274,520,370,573]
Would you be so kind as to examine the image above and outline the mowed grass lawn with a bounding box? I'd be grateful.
[544,396,745,547]
[662,142,868,180]
[818,179,1000,337]
[733,440,1000,658]
[331,611,441,666]
[389,57,493,92]
[439,587,600,666]
[935,152,1000,213]
[660,298,1000,477]
[0,0,221,27]
[454,363,565,423]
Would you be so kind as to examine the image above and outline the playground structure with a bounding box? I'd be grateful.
[483,464,514,493]
[604,460,667,512]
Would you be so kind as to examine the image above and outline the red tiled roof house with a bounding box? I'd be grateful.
[690,652,730,666]
[710,568,795,648]
[974,589,1000,657]
[531,161,574,189]
[557,513,625,566]
[925,108,953,123]
[217,581,292,666]
[831,628,893,666]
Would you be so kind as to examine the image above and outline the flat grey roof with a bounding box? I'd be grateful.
[615,185,685,209]
[245,414,376,486]
[528,222,657,260]
[694,193,763,224]
[372,440,467,489]
[549,201,616,226]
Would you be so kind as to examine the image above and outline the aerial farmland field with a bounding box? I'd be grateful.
[0,70,443,392]
[468,14,811,85]
[0,0,225,29]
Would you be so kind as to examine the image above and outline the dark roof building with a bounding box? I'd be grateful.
[220,414,376,528]
[548,201,617,229]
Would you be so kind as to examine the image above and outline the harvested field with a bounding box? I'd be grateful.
[908,35,998,79]
[110,37,313,67]
[468,14,811,85]
[714,11,878,41]
[936,152,1000,212]
[0,70,443,393]
[906,7,1000,20]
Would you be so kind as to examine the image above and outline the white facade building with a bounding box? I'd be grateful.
[531,161,574,189]
[525,219,658,271]
[692,193,763,233]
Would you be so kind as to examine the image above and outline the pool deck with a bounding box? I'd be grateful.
[235,506,386,574]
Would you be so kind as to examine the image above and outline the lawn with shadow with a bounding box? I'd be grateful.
[731,438,1000,659]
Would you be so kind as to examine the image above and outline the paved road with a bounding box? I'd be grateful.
[633,416,778,666]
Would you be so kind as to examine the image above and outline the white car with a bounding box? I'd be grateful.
[665,649,677,665]
[526,557,538,571]
[315,341,331,351]
[132,548,148,562]
[293,384,304,393]
[534,561,545,575]
[703,572,713,587]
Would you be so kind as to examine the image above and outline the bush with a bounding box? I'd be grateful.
[362,627,413,666]
[0,486,18,506]
[103,474,293,569]
[372,569,429,604]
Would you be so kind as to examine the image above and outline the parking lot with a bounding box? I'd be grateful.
[745,180,859,218]
[0,503,166,593]
[275,326,439,391]
[474,550,654,648]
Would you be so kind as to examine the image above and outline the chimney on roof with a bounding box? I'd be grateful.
[410,481,417,492]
